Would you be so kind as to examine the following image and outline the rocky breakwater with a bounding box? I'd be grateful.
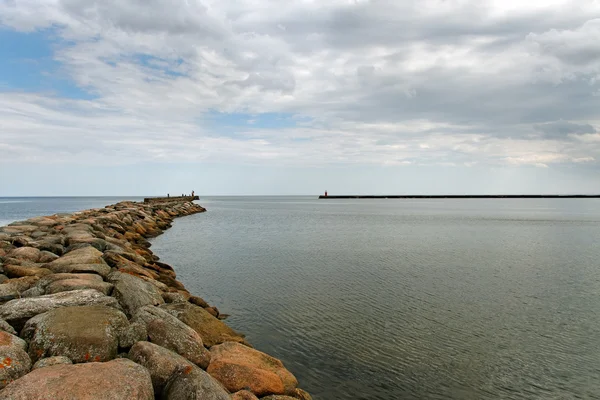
[0,200,311,400]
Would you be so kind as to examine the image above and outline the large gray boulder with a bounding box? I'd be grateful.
[22,305,130,363]
[46,279,113,295]
[0,358,154,399]
[163,363,231,400]
[108,272,164,317]
[44,247,111,278]
[0,289,121,330]
[133,306,210,368]
[128,341,194,394]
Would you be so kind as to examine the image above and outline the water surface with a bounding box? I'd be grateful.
[150,197,600,400]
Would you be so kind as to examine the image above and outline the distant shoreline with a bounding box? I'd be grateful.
[319,195,600,199]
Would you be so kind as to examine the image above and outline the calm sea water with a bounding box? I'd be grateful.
[2,197,600,399]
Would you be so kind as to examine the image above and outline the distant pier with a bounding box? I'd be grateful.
[318,195,600,199]
[144,195,199,203]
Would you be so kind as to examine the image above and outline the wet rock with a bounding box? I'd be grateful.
[0,289,121,330]
[44,247,111,278]
[0,358,154,399]
[162,292,187,303]
[163,363,230,400]
[22,305,130,363]
[260,396,298,400]
[108,271,164,317]
[128,341,194,394]
[231,390,259,400]
[205,306,220,318]
[156,272,187,291]
[287,389,312,400]
[32,356,72,370]
[0,275,8,284]
[160,302,246,347]
[207,342,298,397]
[0,331,32,389]
[46,279,113,295]
[189,295,210,308]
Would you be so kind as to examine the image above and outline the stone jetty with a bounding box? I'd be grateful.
[0,199,311,400]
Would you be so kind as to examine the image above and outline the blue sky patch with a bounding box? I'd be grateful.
[133,54,186,77]
[0,27,94,99]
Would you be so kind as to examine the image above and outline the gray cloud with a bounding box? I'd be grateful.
[0,0,599,170]
[534,120,597,139]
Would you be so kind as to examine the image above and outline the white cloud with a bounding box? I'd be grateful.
[0,0,600,169]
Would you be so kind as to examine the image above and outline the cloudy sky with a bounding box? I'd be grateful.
[1,0,600,195]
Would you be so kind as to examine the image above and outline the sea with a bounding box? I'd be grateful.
[2,196,600,399]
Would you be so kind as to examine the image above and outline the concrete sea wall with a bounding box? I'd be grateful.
[0,199,311,400]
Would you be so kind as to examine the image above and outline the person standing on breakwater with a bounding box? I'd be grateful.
[192,190,195,197]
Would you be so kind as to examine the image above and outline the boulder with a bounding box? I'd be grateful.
[0,331,26,351]
[231,390,259,400]
[118,321,147,349]
[207,342,298,397]
[128,341,194,394]
[260,396,299,400]
[108,272,164,317]
[0,277,40,299]
[32,356,72,370]
[189,295,210,308]
[149,317,210,368]
[162,292,188,303]
[160,303,246,347]
[103,252,158,280]
[0,318,16,335]
[0,289,121,330]
[22,305,130,363]
[0,358,154,399]
[7,247,41,262]
[45,263,111,278]
[38,273,104,288]
[3,265,52,278]
[44,247,110,278]
[37,251,59,263]
[0,331,31,389]
[288,388,312,400]
[20,286,45,298]
[163,363,230,400]
[46,279,113,296]
[133,306,210,368]
[34,242,64,256]
[0,275,8,284]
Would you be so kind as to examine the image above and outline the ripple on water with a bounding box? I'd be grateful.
[150,198,600,400]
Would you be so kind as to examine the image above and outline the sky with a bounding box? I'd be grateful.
[1,0,600,196]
